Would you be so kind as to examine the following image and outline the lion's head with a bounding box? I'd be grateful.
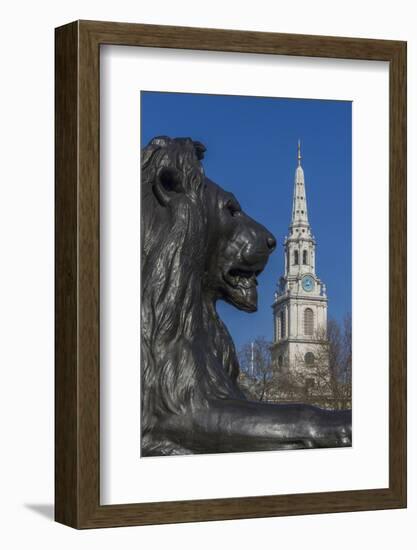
[204,178,276,312]
[141,136,276,453]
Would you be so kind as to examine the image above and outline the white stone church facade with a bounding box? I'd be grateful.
[271,142,329,394]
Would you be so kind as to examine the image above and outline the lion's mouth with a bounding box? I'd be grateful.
[224,268,261,290]
[221,265,264,312]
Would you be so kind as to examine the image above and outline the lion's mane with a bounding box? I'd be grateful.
[141,137,244,452]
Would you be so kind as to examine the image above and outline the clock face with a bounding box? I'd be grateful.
[302,275,314,292]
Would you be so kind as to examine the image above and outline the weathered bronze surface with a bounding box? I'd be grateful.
[141,136,351,456]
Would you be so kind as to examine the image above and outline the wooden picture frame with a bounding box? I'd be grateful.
[55,20,407,528]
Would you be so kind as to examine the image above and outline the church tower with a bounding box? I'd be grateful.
[272,142,328,386]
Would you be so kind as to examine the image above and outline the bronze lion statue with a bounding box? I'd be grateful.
[141,136,351,456]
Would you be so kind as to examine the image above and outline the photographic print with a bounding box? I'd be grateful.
[140,91,352,457]
[55,21,406,527]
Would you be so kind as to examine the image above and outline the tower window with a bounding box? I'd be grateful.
[304,308,314,336]
[301,210,304,214]
[280,310,286,339]
[294,250,299,265]
[278,355,283,367]
[303,250,308,264]
[305,352,315,365]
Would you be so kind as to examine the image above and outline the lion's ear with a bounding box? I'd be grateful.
[153,166,184,206]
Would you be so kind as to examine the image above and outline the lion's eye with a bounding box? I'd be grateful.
[226,201,241,217]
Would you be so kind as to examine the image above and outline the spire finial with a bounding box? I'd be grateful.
[297,139,302,166]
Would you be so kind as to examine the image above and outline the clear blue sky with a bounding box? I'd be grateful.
[141,91,352,351]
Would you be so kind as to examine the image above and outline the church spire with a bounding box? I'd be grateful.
[291,140,309,229]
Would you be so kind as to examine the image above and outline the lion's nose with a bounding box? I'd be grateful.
[266,236,276,251]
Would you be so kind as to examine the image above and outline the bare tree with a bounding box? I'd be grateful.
[274,315,352,410]
[238,315,352,410]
